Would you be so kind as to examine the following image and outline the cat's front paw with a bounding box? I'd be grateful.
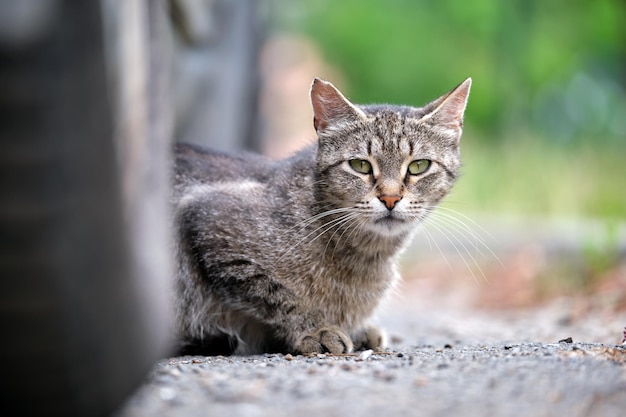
[352,325,387,351]
[296,326,353,354]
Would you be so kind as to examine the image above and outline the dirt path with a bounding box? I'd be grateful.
[116,297,626,417]
[116,342,625,417]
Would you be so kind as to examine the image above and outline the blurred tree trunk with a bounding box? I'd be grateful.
[170,0,265,152]
[0,1,172,416]
[101,0,174,363]
[0,0,265,415]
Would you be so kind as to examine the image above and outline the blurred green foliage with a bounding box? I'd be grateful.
[274,0,626,219]
[276,0,626,144]
[444,137,626,218]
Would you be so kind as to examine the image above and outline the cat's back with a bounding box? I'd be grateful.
[173,142,319,273]
[173,142,281,207]
[173,143,317,222]
[174,142,273,186]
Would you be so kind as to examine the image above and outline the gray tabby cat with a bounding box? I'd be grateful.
[173,77,471,355]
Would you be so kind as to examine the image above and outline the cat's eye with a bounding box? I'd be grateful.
[407,159,431,175]
[349,159,373,175]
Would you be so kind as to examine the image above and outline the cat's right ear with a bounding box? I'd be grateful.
[420,78,472,134]
[310,78,366,132]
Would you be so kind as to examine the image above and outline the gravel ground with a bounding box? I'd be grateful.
[116,342,626,417]
[116,302,626,417]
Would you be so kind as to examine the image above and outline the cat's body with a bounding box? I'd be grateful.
[173,78,471,355]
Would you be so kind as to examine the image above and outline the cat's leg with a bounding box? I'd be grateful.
[178,332,239,356]
[351,325,387,351]
[296,325,353,354]
[209,264,354,354]
[209,262,353,354]
[188,255,352,354]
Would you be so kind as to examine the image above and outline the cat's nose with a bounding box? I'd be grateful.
[378,194,402,211]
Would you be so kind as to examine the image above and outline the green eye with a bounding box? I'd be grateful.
[349,159,373,174]
[407,159,431,175]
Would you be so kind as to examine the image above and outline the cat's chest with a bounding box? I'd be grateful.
[300,259,397,328]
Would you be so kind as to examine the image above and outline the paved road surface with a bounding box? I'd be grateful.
[116,300,626,417]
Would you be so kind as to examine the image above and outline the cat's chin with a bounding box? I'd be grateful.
[366,215,416,237]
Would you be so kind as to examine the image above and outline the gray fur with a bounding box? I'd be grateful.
[172,78,471,355]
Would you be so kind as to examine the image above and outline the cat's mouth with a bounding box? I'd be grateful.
[373,213,407,225]
[367,212,415,236]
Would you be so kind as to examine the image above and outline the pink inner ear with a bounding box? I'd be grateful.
[432,78,471,128]
[439,96,467,128]
[311,80,343,127]
[310,79,361,131]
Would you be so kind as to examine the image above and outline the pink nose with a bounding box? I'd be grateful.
[378,194,402,210]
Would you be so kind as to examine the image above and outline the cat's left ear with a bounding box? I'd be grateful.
[421,77,472,134]
[310,78,367,133]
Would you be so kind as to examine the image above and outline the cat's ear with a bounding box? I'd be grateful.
[421,78,472,133]
[310,78,366,132]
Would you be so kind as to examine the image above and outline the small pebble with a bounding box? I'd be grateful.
[159,387,176,401]
[284,354,294,361]
[340,363,355,371]
[414,377,428,387]
[356,349,373,361]
[558,337,573,344]
[374,369,395,382]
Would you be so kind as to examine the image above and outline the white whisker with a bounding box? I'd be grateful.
[336,216,369,257]
[323,212,361,259]
[414,214,455,273]
[286,206,353,233]
[278,210,358,262]
[428,208,504,268]
[420,212,488,284]
[428,212,493,261]
[437,206,497,241]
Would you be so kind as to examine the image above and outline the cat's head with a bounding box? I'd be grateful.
[311,77,471,238]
